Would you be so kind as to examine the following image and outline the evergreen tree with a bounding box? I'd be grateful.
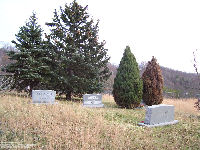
[113,46,143,108]
[142,56,164,105]
[2,12,51,94]
[45,0,110,100]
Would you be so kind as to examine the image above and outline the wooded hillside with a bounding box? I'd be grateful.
[0,46,14,75]
[1,47,199,98]
[105,63,200,98]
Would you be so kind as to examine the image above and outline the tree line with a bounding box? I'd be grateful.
[1,44,199,99]
[105,62,200,98]
[1,0,164,108]
[2,0,196,109]
[1,1,110,100]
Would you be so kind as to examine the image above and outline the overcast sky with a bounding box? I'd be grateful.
[1,0,200,73]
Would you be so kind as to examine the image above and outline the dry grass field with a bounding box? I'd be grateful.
[163,98,200,115]
[103,94,200,115]
[0,93,199,149]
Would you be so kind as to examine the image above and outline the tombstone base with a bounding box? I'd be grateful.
[83,104,104,108]
[138,120,178,127]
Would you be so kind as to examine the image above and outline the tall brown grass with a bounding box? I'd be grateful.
[163,98,200,115]
[0,94,199,149]
[0,95,137,149]
[103,94,200,115]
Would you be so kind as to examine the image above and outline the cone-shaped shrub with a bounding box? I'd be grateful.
[142,56,164,106]
[112,46,143,108]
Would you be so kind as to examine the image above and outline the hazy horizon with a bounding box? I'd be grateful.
[1,0,200,73]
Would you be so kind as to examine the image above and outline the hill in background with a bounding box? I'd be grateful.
[0,46,14,75]
[105,63,200,98]
[0,46,199,98]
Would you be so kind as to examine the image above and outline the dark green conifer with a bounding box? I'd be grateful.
[2,12,51,94]
[113,46,143,108]
[45,0,110,100]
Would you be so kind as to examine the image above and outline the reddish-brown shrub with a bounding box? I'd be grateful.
[142,57,164,106]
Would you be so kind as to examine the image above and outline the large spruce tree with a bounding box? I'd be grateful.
[113,46,143,108]
[45,0,110,100]
[2,12,51,94]
[142,56,164,105]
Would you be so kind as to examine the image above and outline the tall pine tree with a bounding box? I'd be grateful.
[113,46,143,108]
[46,0,110,100]
[2,12,51,94]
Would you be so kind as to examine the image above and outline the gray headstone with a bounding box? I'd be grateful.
[138,104,178,127]
[32,90,56,104]
[83,94,104,108]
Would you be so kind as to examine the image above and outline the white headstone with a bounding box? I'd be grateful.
[138,104,178,127]
[83,94,104,108]
[32,90,56,104]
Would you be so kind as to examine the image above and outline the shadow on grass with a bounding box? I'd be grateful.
[104,109,145,125]
[0,91,30,98]
[56,96,82,103]
[103,102,119,108]
[103,101,146,110]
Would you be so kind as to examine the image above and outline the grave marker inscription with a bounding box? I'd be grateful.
[83,94,104,108]
[32,90,56,104]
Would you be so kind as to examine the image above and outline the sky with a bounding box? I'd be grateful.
[0,0,200,73]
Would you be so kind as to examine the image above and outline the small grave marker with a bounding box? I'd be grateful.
[138,104,178,127]
[32,90,56,104]
[83,94,104,108]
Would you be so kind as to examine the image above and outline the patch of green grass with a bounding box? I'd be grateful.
[103,101,118,108]
[104,109,145,125]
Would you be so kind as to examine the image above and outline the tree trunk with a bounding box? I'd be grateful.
[29,85,33,97]
[66,92,72,100]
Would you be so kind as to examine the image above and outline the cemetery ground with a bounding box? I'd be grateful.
[0,93,199,149]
